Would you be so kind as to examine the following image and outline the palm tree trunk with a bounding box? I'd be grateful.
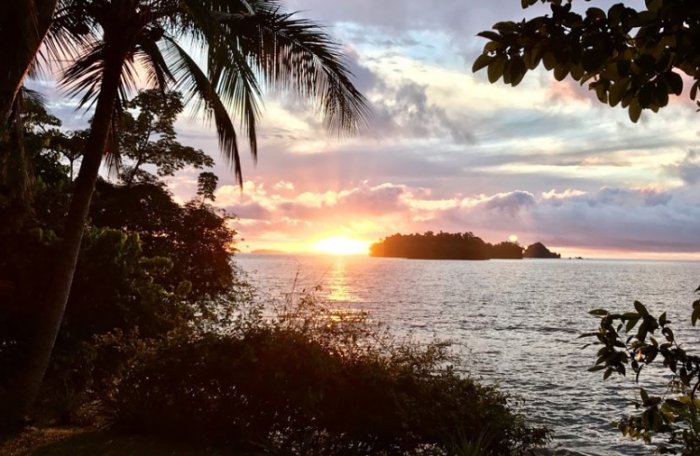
[2,55,124,427]
[0,0,58,127]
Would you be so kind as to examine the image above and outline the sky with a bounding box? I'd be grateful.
[38,0,700,258]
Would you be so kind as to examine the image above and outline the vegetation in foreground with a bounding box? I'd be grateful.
[584,298,700,455]
[0,0,369,423]
[0,92,548,455]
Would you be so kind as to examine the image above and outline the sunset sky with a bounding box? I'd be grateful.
[37,0,700,258]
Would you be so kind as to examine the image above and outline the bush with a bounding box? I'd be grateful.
[584,293,700,455]
[99,297,549,455]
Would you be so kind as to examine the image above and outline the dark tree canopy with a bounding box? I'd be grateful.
[119,90,214,185]
[473,0,700,122]
[370,231,525,260]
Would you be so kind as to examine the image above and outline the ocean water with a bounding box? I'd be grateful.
[236,254,700,455]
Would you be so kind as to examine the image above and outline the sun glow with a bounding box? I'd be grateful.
[313,236,370,256]
[508,234,519,243]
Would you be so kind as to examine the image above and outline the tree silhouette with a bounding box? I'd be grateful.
[473,0,700,122]
[4,0,368,426]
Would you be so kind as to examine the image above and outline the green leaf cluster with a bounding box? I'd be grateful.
[581,289,700,453]
[473,0,700,122]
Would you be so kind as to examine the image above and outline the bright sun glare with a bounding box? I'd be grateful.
[509,234,519,243]
[313,236,370,256]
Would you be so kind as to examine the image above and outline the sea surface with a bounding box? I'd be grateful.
[236,254,700,455]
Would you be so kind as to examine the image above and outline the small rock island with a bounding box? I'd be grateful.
[370,232,561,260]
[524,242,561,259]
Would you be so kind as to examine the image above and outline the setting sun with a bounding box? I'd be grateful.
[508,234,518,243]
[313,236,370,256]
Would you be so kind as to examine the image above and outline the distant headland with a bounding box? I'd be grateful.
[370,232,561,260]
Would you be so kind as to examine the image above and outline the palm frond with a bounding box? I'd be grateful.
[136,37,176,91]
[36,2,96,80]
[215,4,370,135]
[208,34,263,162]
[164,36,243,186]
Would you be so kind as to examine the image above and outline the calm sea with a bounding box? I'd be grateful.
[236,254,700,455]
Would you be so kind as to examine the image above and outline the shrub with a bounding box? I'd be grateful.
[99,297,549,455]
[583,291,700,455]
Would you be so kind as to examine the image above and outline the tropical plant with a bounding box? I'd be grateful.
[473,0,700,123]
[118,89,214,185]
[583,296,700,454]
[4,0,368,426]
[0,0,59,126]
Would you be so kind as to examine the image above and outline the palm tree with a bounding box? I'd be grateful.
[5,0,368,425]
[0,0,59,126]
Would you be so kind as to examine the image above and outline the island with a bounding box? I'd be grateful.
[370,232,560,260]
[524,242,561,259]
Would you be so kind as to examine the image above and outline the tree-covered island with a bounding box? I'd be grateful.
[370,232,561,260]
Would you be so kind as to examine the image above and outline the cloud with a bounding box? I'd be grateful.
[668,150,700,185]
[483,191,536,215]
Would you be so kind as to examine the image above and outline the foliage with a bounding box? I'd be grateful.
[582,292,700,454]
[118,90,213,185]
[51,0,369,184]
[3,0,369,425]
[98,296,549,455]
[372,231,496,260]
[196,171,218,204]
[90,181,236,299]
[370,231,527,260]
[0,94,238,424]
[473,0,700,122]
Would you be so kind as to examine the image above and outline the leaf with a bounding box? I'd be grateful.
[586,7,607,22]
[664,72,683,96]
[604,368,614,380]
[626,316,641,332]
[493,21,517,33]
[554,64,569,81]
[640,388,650,403]
[659,312,667,327]
[588,365,606,372]
[664,399,685,411]
[692,304,700,327]
[634,301,650,317]
[654,84,669,108]
[524,46,543,70]
[645,0,663,12]
[542,52,557,71]
[608,78,629,107]
[477,31,503,42]
[487,56,506,83]
[662,327,674,343]
[509,56,527,86]
[472,54,493,73]
[589,309,609,316]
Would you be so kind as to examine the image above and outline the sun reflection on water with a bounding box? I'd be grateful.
[326,258,355,302]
